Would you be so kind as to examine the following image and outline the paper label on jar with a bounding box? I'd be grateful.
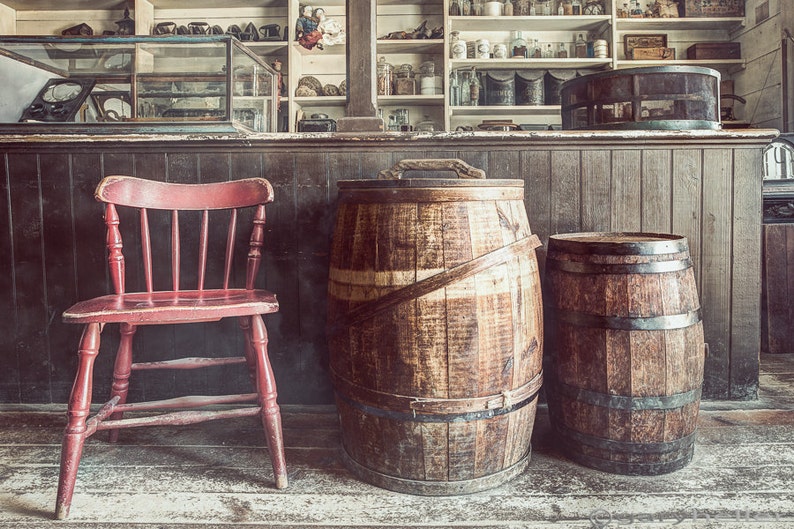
[452,41,468,59]
[476,39,490,59]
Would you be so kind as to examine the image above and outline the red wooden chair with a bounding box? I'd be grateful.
[56,176,287,519]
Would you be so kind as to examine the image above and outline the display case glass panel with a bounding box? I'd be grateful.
[0,35,277,133]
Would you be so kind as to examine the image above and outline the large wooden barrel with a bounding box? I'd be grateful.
[544,232,705,475]
[327,159,544,495]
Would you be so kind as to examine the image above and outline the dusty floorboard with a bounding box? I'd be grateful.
[1,355,793,528]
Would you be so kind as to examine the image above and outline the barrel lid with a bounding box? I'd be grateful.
[548,232,689,255]
[338,178,524,189]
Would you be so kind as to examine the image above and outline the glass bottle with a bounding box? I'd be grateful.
[529,2,537,15]
[504,0,514,16]
[558,42,568,58]
[460,70,471,105]
[376,56,393,95]
[511,30,528,58]
[450,70,461,106]
[469,68,480,106]
[542,0,551,15]
[532,38,541,58]
[575,33,587,58]
[450,0,462,15]
[515,0,530,15]
[572,0,581,14]
[557,0,564,14]
[472,0,483,15]
[462,0,472,16]
[543,43,554,58]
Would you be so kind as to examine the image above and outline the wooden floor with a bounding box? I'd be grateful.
[1,354,793,529]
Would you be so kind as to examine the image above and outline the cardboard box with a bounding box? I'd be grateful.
[687,42,741,60]
[680,0,744,17]
[629,47,676,60]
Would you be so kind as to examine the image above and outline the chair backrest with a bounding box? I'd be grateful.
[95,176,274,295]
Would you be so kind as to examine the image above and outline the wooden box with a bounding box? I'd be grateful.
[629,47,676,60]
[624,33,667,59]
[687,42,741,60]
[680,0,744,17]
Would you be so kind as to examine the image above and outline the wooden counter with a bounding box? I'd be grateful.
[0,128,777,403]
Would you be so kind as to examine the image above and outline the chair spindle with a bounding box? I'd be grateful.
[224,209,238,290]
[140,208,153,292]
[105,204,125,295]
[172,210,180,291]
[198,210,209,290]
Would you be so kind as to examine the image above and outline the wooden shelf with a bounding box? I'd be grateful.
[450,15,612,32]
[615,17,745,32]
[615,59,745,69]
[376,39,444,55]
[379,94,444,106]
[451,57,612,70]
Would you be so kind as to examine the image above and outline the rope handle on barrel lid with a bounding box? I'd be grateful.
[377,158,486,180]
[327,234,542,335]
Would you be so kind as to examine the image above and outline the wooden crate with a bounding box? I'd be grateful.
[681,0,745,17]
[687,42,741,60]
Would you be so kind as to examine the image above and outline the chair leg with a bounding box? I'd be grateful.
[238,317,257,386]
[56,322,101,520]
[108,322,136,443]
[249,314,288,489]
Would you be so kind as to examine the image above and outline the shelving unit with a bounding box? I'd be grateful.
[0,0,748,131]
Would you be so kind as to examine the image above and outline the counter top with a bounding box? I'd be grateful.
[0,128,779,147]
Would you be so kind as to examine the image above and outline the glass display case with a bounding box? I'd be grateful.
[0,35,278,133]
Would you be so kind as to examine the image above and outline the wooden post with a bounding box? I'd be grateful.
[336,0,383,132]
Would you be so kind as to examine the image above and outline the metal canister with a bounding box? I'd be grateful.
[485,70,515,106]
[515,70,545,106]
[544,69,577,105]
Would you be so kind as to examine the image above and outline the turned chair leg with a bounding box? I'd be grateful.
[107,323,136,443]
[238,317,258,386]
[249,314,288,489]
[56,323,101,520]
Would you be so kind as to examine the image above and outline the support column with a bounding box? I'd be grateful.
[336,0,383,132]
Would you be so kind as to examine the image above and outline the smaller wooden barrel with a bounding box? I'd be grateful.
[544,232,705,475]
[328,158,544,495]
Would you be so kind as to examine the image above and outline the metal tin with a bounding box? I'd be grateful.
[515,70,545,106]
[544,69,577,105]
[485,70,515,106]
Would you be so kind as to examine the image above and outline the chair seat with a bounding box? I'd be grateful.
[63,289,279,324]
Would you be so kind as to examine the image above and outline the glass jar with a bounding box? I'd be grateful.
[511,30,528,58]
[515,0,530,15]
[450,0,462,15]
[575,33,587,58]
[376,56,394,95]
[419,61,436,95]
[395,63,415,95]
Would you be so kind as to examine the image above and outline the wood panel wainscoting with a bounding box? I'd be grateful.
[0,129,777,405]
